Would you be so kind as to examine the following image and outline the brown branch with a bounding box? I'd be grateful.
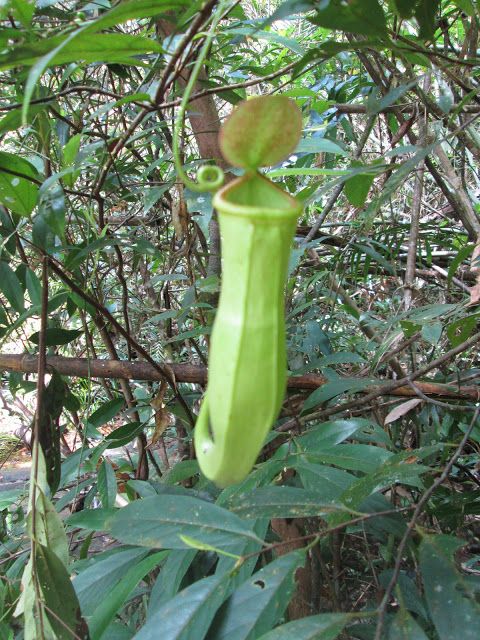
[278,330,480,431]
[1,354,479,402]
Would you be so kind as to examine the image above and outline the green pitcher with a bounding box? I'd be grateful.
[194,96,303,487]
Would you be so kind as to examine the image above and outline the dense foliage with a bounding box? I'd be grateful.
[0,1,479,638]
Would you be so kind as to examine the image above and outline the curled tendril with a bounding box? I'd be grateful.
[197,165,224,192]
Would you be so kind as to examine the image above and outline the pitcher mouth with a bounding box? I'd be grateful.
[213,171,302,222]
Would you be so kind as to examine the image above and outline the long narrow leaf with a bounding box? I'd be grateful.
[208,551,305,640]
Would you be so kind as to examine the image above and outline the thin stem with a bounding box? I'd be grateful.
[30,255,49,638]
[172,2,229,192]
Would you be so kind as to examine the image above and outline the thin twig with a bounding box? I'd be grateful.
[404,78,429,310]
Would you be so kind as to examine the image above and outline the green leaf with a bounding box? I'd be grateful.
[296,137,348,156]
[10,0,35,27]
[295,462,355,501]
[101,622,131,640]
[263,0,315,25]
[32,207,55,251]
[61,134,81,188]
[366,145,433,213]
[73,547,150,616]
[88,551,167,640]
[110,495,262,549]
[1,32,164,72]
[104,421,144,448]
[0,261,24,313]
[35,543,89,640]
[179,535,241,558]
[0,103,45,135]
[37,372,68,493]
[306,444,392,473]
[415,0,440,40]
[39,182,66,241]
[164,326,211,344]
[97,460,117,509]
[257,614,350,640]
[0,151,39,217]
[407,303,456,323]
[379,570,428,621]
[162,460,201,485]
[297,418,390,450]
[360,493,408,540]
[228,486,348,519]
[311,0,388,36]
[339,461,428,512]
[446,316,477,347]
[229,26,305,55]
[421,321,442,346]
[389,608,429,639]
[392,0,419,18]
[314,352,366,367]
[367,80,418,115]
[136,574,230,640]
[268,168,348,178]
[0,488,23,510]
[67,508,118,532]
[143,184,172,215]
[150,273,189,283]
[68,291,97,316]
[83,0,189,33]
[447,244,474,286]
[215,518,270,589]
[452,0,475,15]
[29,328,82,346]
[64,236,119,270]
[209,551,305,640]
[148,550,196,615]
[219,95,302,169]
[352,242,395,274]
[296,418,378,449]
[25,268,42,306]
[345,168,374,207]
[33,486,69,567]
[303,378,378,412]
[17,560,42,639]
[419,534,480,640]
[87,397,125,431]
[22,25,92,122]
[0,292,67,343]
